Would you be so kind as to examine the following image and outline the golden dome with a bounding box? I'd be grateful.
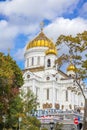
[26,31,56,50]
[67,64,76,71]
[45,48,57,55]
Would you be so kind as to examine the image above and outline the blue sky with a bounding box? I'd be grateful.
[0,0,87,83]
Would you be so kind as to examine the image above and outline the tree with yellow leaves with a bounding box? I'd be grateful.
[56,31,87,130]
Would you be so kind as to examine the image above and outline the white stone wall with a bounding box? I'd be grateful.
[24,47,47,69]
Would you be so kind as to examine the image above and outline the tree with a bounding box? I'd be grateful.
[56,31,87,130]
[4,89,40,130]
[0,52,41,130]
[56,32,87,78]
[0,53,41,130]
[0,52,24,129]
[55,122,63,130]
[21,88,38,114]
[5,94,24,129]
[19,89,40,130]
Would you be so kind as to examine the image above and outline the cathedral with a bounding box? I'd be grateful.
[22,28,86,113]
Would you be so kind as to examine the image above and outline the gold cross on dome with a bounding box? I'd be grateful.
[40,22,44,31]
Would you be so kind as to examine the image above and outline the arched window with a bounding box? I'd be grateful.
[47,59,51,67]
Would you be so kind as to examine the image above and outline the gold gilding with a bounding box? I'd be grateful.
[26,31,57,55]
[45,49,57,55]
[37,40,41,46]
[41,40,44,46]
[67,64,76,71]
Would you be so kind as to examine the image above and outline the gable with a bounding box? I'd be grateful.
[56,70,70,80]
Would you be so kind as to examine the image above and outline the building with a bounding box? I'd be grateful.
[22,29,86,112]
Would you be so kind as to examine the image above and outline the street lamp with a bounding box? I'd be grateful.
[2,115,6,130]
[49,121,55,130]
[18,117,22,130]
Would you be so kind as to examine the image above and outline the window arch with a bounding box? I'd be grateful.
[47,59,51,67]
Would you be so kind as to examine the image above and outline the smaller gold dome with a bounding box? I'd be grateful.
[45,49,57,55]
[67,64,76,71]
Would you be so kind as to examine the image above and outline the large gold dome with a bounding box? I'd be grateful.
[67,64,76,71]
[26,31,56,51]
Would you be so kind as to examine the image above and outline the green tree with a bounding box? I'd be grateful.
[6,94,24,129]
[56,32,87,78]
[55,122,63,130]
[21,116,41,130]
[0,52,41,130]
[20,89,40,130]
[21,88,38,114]
[56,31,87,130]
[6,89,40,130]
[0,52,24,129]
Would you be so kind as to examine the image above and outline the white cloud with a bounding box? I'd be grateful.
[0,20,19,50]
[0,19,39,51]
[44,17,87,42]
[0,0,81,51]
[0,0,87,61]
[0,0,80,20]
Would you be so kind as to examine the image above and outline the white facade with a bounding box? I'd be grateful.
[22,31,86,112]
